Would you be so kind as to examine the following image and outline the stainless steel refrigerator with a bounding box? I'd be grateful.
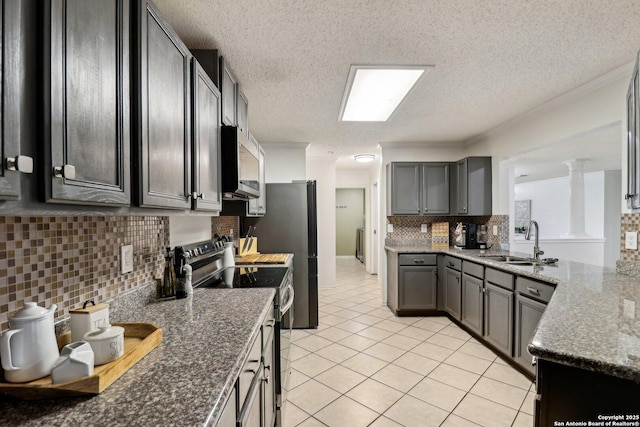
[243,181,318,328]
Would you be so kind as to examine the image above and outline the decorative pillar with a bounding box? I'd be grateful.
[564,159,589,237]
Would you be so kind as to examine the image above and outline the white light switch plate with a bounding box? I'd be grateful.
[492,225,498,236]
[121,245,134,274]
[421,224,427,233]
[625,232,638,250]
[387,224,394,233]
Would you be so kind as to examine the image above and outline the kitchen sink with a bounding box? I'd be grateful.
[477,254,557,266]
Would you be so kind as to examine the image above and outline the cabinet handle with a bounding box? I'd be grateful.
[456,277,460,283]
[6,155,33,174]
[531,356,537,366]
[527,287,540,296]
[625,194,635,200]
[53,164,76,180]
[263,376,270,384]
[413,259,425,264]
[198,193,204,199]
[264,364,271,373]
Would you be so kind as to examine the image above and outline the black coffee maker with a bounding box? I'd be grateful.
[464,223,480,249]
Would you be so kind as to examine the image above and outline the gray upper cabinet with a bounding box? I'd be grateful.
[626,57,640,209]
[421,163,449,215]
[454,157,492,216]
[134,0,191,209]
[43,0,130,206]
[192,59,222,212]
[387,162,450,215]
[387,162,421,215]
[219,56,237,126]
[237,87,249,138]
[247,136,265,216]
[0,0,33,200]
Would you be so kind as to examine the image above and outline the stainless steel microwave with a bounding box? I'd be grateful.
[221,126,260,199]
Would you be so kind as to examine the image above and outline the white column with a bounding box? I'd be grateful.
[564,159,590,237]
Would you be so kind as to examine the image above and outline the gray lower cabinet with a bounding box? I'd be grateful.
[262,331,276,427]
[445,267,462,320]
[238,367,262,427]
[134,0,192,209]
[43,0,130,206]
[399,265,437,311]
[514,294,546,374]
[483,283,514,356]
[191,59,222,212]
[217,388,237,427]
[461,273,483,336]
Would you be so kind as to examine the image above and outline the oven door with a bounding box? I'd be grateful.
[276,282,294,409]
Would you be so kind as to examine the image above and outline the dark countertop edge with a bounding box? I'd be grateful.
[206,289,275,426]
[384,243,640,383]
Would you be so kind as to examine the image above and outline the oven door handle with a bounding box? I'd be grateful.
[280,284,295,315]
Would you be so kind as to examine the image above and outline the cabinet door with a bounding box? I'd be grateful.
[135,0,191,209]
[44,0,130,205]
[421,163,449,214]
[515,294,546,374]
[238,367,262,427]
[219,56,237,126]
[262,333,276,427]
[398,266,437,310]
[217,387,237,427]
[445,267,461,320]
[192,59,222,212]
[633,69,640,209]
[626,72,636,208]
[483,282,514,356]
[247,139,265,216]
[390,163,421,215]
[456,158,468,214]
[237,87,249,137]
[461,273,483,335]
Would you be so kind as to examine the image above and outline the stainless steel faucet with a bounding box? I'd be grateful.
[525,220,544,260]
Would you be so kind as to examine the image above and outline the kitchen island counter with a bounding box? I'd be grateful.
[385,242,640,383]
[0,287,276,426]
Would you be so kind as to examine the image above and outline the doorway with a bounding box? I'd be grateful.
[335,188,365,261]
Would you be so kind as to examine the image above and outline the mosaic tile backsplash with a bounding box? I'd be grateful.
[620,213,640,262]
[0,216,170,333]
[386,215,510,247]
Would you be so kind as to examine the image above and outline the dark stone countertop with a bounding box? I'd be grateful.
[385,241,640,383]
[0,287,276,426]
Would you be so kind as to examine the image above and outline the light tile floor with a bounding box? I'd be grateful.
[282,258,535,427]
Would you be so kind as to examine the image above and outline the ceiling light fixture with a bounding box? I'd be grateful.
[339,65,433,122]
[354,154,375,163]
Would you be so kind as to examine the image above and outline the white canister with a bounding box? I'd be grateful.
[83,324,124,365]
[70,301,110,342]
[223,241,235,267]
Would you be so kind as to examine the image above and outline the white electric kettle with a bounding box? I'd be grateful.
[1,302,60,383]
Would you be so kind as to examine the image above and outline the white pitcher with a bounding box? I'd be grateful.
[1,302,60,383]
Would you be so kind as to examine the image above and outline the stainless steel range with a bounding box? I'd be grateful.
[174,240,293,426]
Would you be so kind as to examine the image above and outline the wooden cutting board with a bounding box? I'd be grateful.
[237,253,289,264]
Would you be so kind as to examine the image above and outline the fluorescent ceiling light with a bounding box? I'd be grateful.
[354,154,375,163]
[339,65,432,122]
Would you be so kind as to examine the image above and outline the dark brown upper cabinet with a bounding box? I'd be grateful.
[133,0,191,209]
[42,0,130,206]
[219,56,237,126]
[191,59,222,212]
[0,0,34,200]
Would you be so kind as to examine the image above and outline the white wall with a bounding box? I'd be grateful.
[512,238,605,266]
[307,156,337,288]
[604,170,622,267]
[263,143,308,183]
[466,65,631,214]
[514,171,605,237]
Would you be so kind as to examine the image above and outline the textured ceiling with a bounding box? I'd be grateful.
[154,0,640,168]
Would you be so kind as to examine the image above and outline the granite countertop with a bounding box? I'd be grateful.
[0,287,276,426]
[385,241,640,383]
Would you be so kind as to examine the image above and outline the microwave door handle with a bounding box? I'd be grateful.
[280,284,295,315]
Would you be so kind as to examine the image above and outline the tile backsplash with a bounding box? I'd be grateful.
[386,215,510,247]
[620,213,640,262]
[0,216,170,333]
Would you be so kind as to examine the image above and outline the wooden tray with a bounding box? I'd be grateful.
[237,253,289,264]
[0,322,162,400]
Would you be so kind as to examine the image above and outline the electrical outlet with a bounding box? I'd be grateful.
[625,232,638,250]
[420,224,428,233]
[492,225,498,236]
[387,224,394,233]
[121,245,134,274]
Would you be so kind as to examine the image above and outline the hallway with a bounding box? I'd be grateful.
[283,257,535,426]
